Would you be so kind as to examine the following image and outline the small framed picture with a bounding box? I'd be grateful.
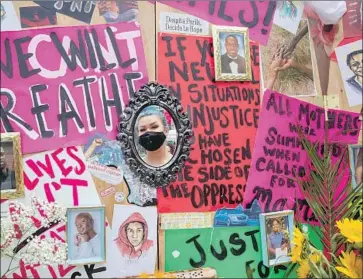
[259,210,294,266]
[349,145,363,188]
[212,25,252,81]
[66,206,106,265]
[0,132,24,200]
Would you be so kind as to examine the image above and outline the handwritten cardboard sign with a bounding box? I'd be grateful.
[342,0,363,38]
[0,23,148,154]
[164,226,288,278]
[34,1,96,24]
[158,0,276,45]
[243,90,361,222]
[163,225,322,278]
[0,146,110,279]
[157,33,260,213]
[22,146,100,206]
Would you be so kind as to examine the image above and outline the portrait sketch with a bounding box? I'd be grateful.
[108,205,157,277]
[273,1,304,34]
[261,19,317,97]
[213,26,251,81]
[260,210,294,266]
[336,39,362,107]
[134,105,177,168]
[98,0,138,23]
[349,145,363,188]
[67,206,106,265]
[0,133,24,200]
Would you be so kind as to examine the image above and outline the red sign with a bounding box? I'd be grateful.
[157,33,260,212]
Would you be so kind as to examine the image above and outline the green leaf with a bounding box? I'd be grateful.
[308,258,322,278]
[283,262,297,278]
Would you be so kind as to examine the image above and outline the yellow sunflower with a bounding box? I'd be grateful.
[291,227,306,263]
[336,251,363,279]
[297,253,320,278]
[336,219,362,244]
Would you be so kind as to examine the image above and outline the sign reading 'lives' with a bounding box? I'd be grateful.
[34,0,96,24]
[0,22,148,154]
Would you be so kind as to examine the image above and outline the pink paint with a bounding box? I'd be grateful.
[10,260,27,279]
[57,265,76,278]
[243,90,361,221]
[59,178,88,206]
[66,146,86,174]
[159,0,276,45]
[44,182,62,203]
[1,23,148,154]
[23,147,98,206]
[35,155,55,179]
[51,149,72,177]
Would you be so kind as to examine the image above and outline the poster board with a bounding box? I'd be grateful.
[1,1,362,278]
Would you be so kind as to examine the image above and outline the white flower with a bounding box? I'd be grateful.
[1,197,68,270]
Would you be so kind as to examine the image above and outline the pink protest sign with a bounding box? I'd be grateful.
[0,23,148,154]
[243,90,361,222]
[158,0,276,45]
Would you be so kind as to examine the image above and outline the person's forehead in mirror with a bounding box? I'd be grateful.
[137,107,169,136]
[138,115,164,135]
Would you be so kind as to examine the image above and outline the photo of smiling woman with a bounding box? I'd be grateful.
[135,105,176,168]
[67,207,105,265]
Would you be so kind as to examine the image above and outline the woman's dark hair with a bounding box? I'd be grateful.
[347,49,363,66]
[167,142,176,155]
[269,218,282,227]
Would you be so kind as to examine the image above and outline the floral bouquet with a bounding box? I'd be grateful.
[1,197,68,277]
[287,129,363,278]
[292,219,362,278]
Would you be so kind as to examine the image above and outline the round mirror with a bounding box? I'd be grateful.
[134,105,177,168]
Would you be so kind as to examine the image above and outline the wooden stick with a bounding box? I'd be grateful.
[125,267,217,278]
[281,23,309,59]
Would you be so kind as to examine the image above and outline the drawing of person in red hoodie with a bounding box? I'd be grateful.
[114,212,153,259]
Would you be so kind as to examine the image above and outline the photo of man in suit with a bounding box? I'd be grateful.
[220,34,246,74]
[0,146,16,191]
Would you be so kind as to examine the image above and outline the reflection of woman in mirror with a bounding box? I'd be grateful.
[136,106,173,167]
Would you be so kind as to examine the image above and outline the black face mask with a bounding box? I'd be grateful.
[138,131,166,151]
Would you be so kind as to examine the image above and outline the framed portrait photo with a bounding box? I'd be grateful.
[259,210,294,266]
[349,145,363,188]
[212,25,252,81]
[66,206,106,265]
[0,132,24,200]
